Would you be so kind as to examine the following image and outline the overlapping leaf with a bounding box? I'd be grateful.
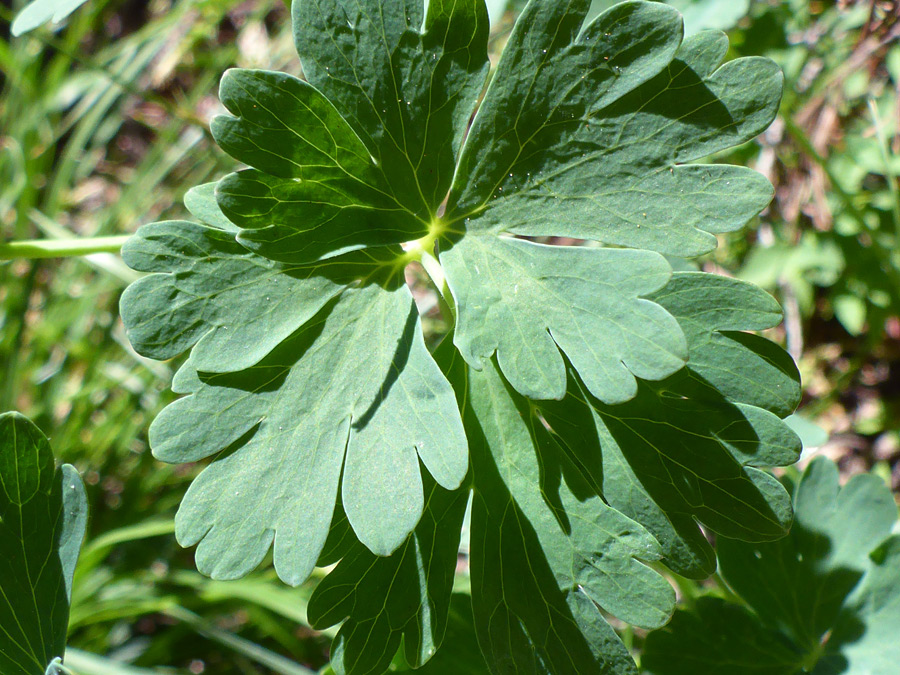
[642,457,900,675]
[539,273,801,577]
[440,345,675,674]
[120,0,494,584]
[307,477,468,675]
[0,412,87,675]
[439,1,782,403]
[125,228,466,582]
[117,1,796,673]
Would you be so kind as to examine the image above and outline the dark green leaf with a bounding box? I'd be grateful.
[439,3,781,403]
[308,477,468,675]
[719,457,897,650]
[0,412,87,675]
[118,3,793,673]
[643,458,900,675]
[539,273,800,577]
[641,597,804,675]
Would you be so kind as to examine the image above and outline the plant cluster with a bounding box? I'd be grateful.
[3,0,900,674]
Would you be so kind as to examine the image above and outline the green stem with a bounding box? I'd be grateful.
[421,249,457,329]
[711,571,744,606]
[0,235,130,259]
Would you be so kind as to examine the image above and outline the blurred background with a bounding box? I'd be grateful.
[0,0,898,672]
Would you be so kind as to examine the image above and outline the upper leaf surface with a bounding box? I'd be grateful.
[446,5,780,255]
[0,413,87,675]
[441,346,674,674]
[718,457,898,650]
[642,458,900,675]
[308,477,468,675]
[294,0,490,212]
[212,69,423,263]
[150,274,466,585]
[647,272,800,417]
[641,596,805,675]
[438,1,781,404]
[538,272,800,577]
[818,535,900,675]
[213,0,490,263]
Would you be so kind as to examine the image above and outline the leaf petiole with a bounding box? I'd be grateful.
[0,235,131,259]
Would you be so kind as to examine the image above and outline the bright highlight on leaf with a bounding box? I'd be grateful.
[11,0,90,36]
[119,0,800,672]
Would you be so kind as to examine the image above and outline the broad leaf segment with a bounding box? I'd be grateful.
[120,1,799,672]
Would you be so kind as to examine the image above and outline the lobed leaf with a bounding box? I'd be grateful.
[307,478,468,675]
[148,275,465,584]
[442,345,675,674]
[539,273,800,577]
[117,2,796,672]
[438,2,782,403]
[643,457,900,675]
[719,457,898,650]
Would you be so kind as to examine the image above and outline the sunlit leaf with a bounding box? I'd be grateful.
[0,412,87,675]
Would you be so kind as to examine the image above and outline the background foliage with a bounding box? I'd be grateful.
[1,0,899,673]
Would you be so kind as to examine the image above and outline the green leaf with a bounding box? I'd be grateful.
[443,347,674,674]
[589,0,752,36]
[394,593,490,674]
[214,0,490,263]
[439,3,781,402]
[641,597,805,675]
[11,0,89,36]
[0,412,87,675]
[118,2,793,672]
[138,262,465,582]
[817,535,900,675]
[308,477,468,675]
[293,0,490,213]
[719,457,898,650]
[538,273,800,577]
[442,238,687,402]
[642,457,900,675]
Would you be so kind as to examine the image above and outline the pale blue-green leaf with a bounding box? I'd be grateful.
[441,236,687,402]
[446,5,778,257]
[589,0,751,36]
[184,182,239,232]
[442,347,673,674]
[719,457,898,650]
[153,282,466,584]
[11,0,89,36]
[293,0,490,212]
[539,271,800,577]
[648,272,800,417]
[212,69,418,262]
[817,536,900,675]
[643,458,900,675]
[642,597,805,675]
[119,220,349,371]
